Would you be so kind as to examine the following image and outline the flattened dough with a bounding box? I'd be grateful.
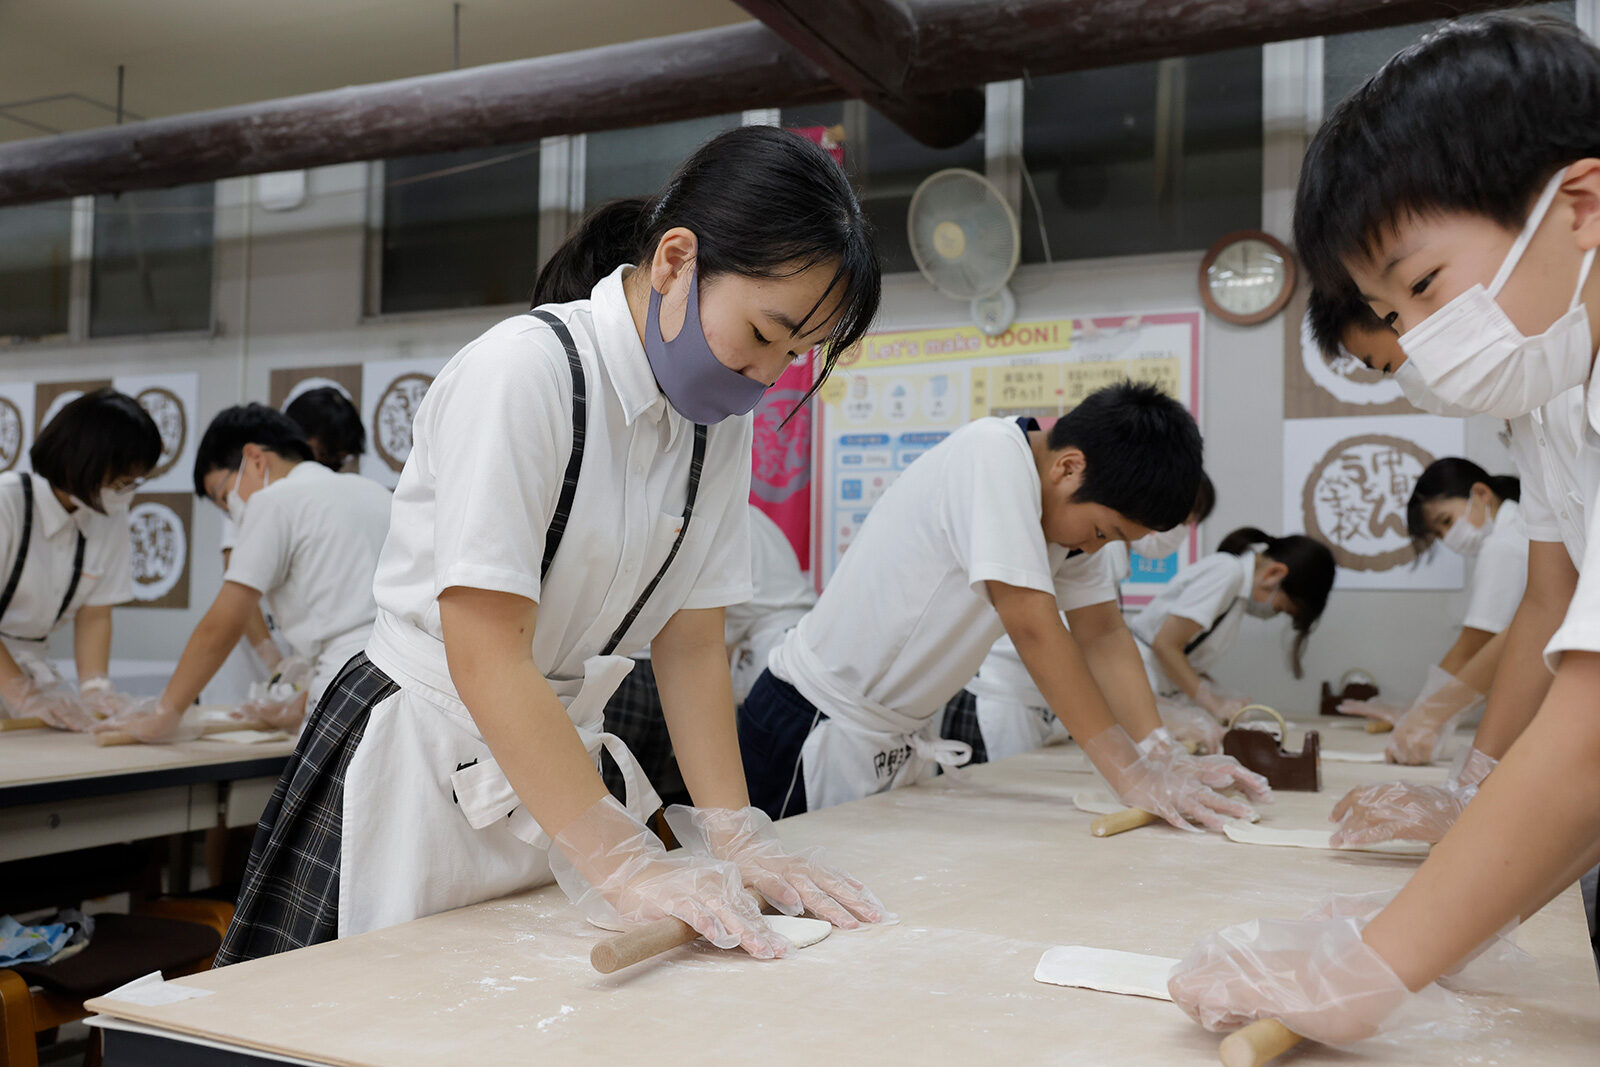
[1223,821,1430,856]
[1033,946,1177,1000]
[765,915,831,948]
[1319,749,1387,764]
[1072,789,1260,823]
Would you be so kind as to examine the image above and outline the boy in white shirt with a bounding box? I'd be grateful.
[739,382,1269,828]
[97,405,393,741]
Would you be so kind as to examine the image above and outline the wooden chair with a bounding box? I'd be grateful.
[0,897,232,1067]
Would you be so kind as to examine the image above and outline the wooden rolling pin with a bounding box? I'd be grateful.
[1090,808,1161,837]
[1365,719,1394,734]
[591,900,784,974]
[1218,1019,1301,1067]
[0,716,45,732]
[94,720,265,747]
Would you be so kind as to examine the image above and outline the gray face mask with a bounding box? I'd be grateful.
[1244,597,1279,619]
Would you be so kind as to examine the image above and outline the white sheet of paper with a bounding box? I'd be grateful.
[1223,821,1430,856]
[1034,946,1177,1000]
[101,971,214,1006]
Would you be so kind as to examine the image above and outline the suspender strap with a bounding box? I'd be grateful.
[532,310,588,581]
[0,474,35,622]
[601,424,708,656]
[1183,600,1241,656]
[57,527,86,625]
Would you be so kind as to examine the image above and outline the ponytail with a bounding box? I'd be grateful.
[1406,457,1521,555]
[532,198,650,306]
[1219,526,1335,679]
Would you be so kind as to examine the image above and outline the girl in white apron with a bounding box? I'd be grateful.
[218,127,887,966]
[94,404,393,741]
[1127,527,1335,748]
[1339,459,1528,763]
[0,389,161,730]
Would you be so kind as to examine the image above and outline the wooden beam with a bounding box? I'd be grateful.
[0,0,1552,207]
[731,0,984,148]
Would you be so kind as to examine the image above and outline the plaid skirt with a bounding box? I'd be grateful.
[938,688,989,766]
[214,653,396,967]
[600,659,690,810]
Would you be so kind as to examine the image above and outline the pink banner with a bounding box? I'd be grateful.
[750,358,814,568]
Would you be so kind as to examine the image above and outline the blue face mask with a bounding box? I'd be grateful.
[645,265,768,425]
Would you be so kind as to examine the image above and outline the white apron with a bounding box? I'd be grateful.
[307,625,374,711]
[974,696,1064,762]
[786,641,971,812]
[340,617,660,938]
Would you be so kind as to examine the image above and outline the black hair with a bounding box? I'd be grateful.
[1406,457,1522,554]
[1046,381,1203,533]
[192,403,316,498]
[30,388,162,514]
[284,387,366,470]
[1191,470,1216,525]
[1305,284,1389,362]
[532,125,881,405]
[1218,527,1336,679]
[1296,15,1600,297]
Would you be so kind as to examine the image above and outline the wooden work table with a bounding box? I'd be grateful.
[0,726,294,863]
[85,718,1599,1065]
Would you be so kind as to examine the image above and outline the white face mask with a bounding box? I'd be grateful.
[225,462,270,525]
[1398,168,1597,419]
[1130,524,1187,560]
[1439,496,1491,558]
[100,485,137,512]
[1393,361,1479,418]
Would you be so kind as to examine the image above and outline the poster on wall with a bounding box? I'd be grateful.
[751,359,814,566]
[268,364,364,413]
[1282,291,1415,419]
[0,383,33,474]
[127,492,192,610]
[116,374,200,494]
[1282,414,1465,591]
[35,379,112,439]
[361,357,449,489]
[813,311,1203,604]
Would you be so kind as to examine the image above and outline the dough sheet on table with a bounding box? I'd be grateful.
[1034,945,1177,1000]
[1319,749,1388,763]
[587,913,831,948]
[1073,788,1261,823]
[1222,821,1430,856]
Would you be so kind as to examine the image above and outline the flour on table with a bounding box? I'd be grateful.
[1222,821,1430,856]
[587,913,831,949]
[1034,946,1177,1000]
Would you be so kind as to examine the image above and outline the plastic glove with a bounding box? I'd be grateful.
[77,674,133,721]
[1298,889,1530,994]
[1386,666,1482,765]
[1083,725,1269,833]
[89,696,200,744]
[252,638,284,672]
[1193,679,1248,725]
[1330,747,1496,847]
[0,674,97,731]
[241,688,309,732]
[665,805,890,929]
[548,795,791,959]
[1167,916,1464,1047]
[1157,696,1226,754]
[1337,695,1408,726]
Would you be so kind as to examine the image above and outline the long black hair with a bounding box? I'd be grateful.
[1406,457,1521,554]
[30,388,161,514]
[1218,526,1335,678]
[533,125,880,404]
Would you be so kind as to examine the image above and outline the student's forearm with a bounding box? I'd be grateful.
[1362,651,1600,989]
[1473,588,1567,759]
[0,641,26,688]
[162,587,257,710]
[73,604,113,680]
[1437,626,1492,675]
[441,588,608,839]
[1449,629,1505,694]
[991,584,1118,742]
[1082,625,1162,741]
[242,607,273,650]
[1152,638,1204,701]
[654,606,750,811]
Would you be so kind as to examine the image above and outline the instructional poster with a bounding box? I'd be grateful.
[813,311,1203,605]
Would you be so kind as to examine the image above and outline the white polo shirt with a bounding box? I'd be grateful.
[727,506,815,701]
[0,473,133,646]
[1127,549,1254,693]
[1506,389,1595,567]
[1460,499,1528,635]
[224,462,392,698]
[367,264,754,697]
[769,416,1118,731]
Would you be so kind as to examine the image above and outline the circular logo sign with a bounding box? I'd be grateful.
[374,373,433,473]
[1301,433,1434,572]
[0,398,22,473]
[128,501,187,602]
[136,387,187,479]
[281,377,355,411]
[39,390,84,437]
[1297,311,1403,406]
[750,387,813,504]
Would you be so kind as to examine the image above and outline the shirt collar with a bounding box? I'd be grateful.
[32,475,76,539]
[589,264,687,450]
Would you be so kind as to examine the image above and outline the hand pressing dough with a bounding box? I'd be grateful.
[1222,821,1430,856]
[1072,789,1261,823]
[1034,946,1177,1000]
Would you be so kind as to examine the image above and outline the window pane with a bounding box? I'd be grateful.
[583,114,744,208]
[1020,48,1263,263]
[781,102,986,275]
[380,143,541,314]
[0,201,71,340]
[90,183,214,336]
[1323,3,1573,109]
